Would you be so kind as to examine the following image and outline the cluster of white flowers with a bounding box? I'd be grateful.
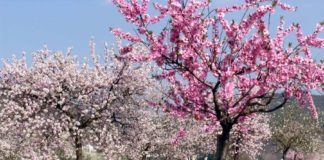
[0,41,158,159]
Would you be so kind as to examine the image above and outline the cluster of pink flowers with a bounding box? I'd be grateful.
[113,1,323,158]
[171,128,186,145]
[113,0,323,121]
[111,28,141,42]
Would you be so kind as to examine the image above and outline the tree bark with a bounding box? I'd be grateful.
[75,133,83,160]
[233,136,241,160]
[293,153,297,160]
[140,143,151,160]
[215,126,231,160]
[282,147,290,160]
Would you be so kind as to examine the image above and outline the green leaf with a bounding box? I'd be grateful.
[320,21,324,26]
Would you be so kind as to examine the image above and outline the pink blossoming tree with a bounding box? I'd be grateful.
[112,0,324,159]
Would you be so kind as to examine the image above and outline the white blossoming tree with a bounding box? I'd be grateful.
[121,110,271,160]
[0,41,157,160]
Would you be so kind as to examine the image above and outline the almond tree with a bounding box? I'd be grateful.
[0,41,156,160]
[112,0,324,159]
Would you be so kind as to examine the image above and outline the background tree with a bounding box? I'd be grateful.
[112,0,324,159]
[0,40,156,160]
[121,110,270,160]
[0,135,22,160]
[228,113,271,160]
[271,102,323,160]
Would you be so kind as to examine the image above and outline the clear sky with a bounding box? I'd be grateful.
[0,0,323,60]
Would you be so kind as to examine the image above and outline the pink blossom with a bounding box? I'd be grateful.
[119,45,133,54]
[171,128,186,145]
[113,0,324,157]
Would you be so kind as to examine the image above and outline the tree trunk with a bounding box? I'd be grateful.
[233,135,242,160]
[141,143,151,160]
[293,153,297,160]
[75,133,83,160]
[215,126,231,160]
[282,147,290,160]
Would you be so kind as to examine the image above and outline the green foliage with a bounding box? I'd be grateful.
[83,150,105,160]
[0,150,20,160]
[57,148,73,160]
[56,147,105,160]
[270,102,323,155]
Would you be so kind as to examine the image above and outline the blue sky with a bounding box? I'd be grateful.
[0,0,323,60]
